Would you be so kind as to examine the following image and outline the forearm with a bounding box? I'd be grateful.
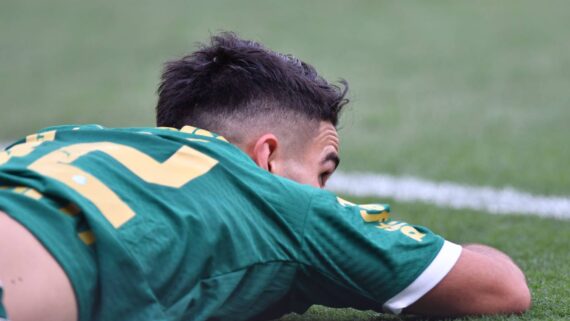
[406,243,531,316]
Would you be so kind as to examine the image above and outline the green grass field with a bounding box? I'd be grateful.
[1,1,569,320]
[278,198,570,321]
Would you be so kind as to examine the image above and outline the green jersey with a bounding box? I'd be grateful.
[0,125,461,321]
[0,283,6,321]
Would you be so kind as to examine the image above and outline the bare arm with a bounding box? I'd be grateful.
[405,244,531,316]
[0,211,77,321]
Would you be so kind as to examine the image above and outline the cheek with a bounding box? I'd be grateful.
[281,163,319,187]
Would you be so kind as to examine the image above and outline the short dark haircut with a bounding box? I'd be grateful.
[156,32,349,139]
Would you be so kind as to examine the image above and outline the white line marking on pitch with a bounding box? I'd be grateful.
[2,140,568,220]
[327,172,570,220]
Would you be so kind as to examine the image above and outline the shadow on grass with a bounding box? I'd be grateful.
[276,306,468,321]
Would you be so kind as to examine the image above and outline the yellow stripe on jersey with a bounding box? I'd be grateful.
[28,142,218,229]
[194,129,215,137]
[78,231,96,245]
[360,210,390,223]
[180,125,197,133]
[1,130,56,166]
[0,186,43,200]
[60,203,82,216]
[25,130,56,144]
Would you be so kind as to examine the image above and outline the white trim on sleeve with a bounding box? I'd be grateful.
[382,240,462,314]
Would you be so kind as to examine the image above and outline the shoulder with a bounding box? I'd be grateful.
[297,192,462,312]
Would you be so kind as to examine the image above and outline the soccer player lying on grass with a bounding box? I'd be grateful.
[0,32,530,321]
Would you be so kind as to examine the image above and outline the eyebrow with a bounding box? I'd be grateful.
[322,152,340,170]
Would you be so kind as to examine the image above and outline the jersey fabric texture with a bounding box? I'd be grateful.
[0,125,461,321]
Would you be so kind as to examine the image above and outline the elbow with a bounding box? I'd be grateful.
[509,284,532,314]
[497,277,532,314]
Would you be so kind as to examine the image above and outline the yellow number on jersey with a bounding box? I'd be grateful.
[28,142,218,228]
[0,130,56,166]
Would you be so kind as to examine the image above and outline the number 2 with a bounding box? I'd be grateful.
[28,142,218,228]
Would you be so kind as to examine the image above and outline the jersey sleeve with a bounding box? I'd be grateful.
[296,190,461,314]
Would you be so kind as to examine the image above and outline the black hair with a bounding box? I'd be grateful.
[156,32,349,135]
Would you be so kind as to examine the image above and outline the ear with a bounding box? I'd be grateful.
[250,134,279,172]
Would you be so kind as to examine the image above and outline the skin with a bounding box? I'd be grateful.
[407,244,531,316]
[0,212,77,321]
[244,120,531,316]
[0,120,530,320]
[243,121,341,188]
[0,121,340,321]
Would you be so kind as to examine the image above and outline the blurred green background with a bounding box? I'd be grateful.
[2,1,569,320]
[1,0,569,195]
